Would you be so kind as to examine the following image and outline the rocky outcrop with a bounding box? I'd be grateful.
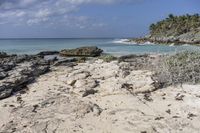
[0,52,9,58]
[130,14,200,45]
[0,54,50,99]
[37,51,59,56]
[60,46,103,57]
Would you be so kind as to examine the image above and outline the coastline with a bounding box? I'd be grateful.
[128,37,200,46]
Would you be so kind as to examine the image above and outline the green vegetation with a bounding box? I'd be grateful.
[150,14,200,37]
[154,52,200,86]
[99,55,117,62]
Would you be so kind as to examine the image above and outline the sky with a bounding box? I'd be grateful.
[0,0,200,38]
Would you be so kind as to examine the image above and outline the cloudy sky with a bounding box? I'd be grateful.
[0,0,199,38]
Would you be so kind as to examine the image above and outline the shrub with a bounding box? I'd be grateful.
[153,51,200,86]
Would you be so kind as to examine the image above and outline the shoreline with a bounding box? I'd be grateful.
[128,37,200,46]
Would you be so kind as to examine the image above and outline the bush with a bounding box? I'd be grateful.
[154,51,200,86]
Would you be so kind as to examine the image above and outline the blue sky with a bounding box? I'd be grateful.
[0,0,199,38]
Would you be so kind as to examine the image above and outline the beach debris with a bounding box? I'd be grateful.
[166,109,171,114]
[187,113,197,120]
[82,89,98,97]
[155,116,164,120]
[143,93,153,102]
[175,93,185,101]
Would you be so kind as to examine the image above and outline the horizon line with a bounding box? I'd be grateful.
[0,37,134,40]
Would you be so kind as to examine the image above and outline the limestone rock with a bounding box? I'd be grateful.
[60,46,103,57]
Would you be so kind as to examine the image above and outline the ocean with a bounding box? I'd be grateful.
[0,38,200,56]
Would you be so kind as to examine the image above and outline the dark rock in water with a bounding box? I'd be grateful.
[37,51,59,56]
[0,52,9,58]
[60,46,103,57]
[0,72,8,80]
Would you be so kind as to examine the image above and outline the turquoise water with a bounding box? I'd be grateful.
[0,38,200,55]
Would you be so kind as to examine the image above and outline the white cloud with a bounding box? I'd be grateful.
[27,18,49,25]
[0,0,140,28]
[35,9,51,18]
[0,10,26,18]
[64,0,118,4]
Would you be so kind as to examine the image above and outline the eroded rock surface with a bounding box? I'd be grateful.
[0,55,200,133]
[0,55,50,99]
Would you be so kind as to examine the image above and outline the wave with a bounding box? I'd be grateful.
[112,39,155,45]
[112,39,137,45]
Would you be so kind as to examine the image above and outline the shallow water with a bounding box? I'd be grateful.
[0,38,200,55]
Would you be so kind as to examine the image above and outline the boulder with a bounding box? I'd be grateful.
[0,72,8,80]
[0,86,13,100]
[60,46,103,57]
[37,51,59,56]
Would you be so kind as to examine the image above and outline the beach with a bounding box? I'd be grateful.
[1,47,200,133]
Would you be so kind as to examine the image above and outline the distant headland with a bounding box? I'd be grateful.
[130,14,200,45]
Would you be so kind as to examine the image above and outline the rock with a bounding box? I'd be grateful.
[37,51,59,56]
[34,66,50,76]
[44,55,57,62]
[0,55,50,100]
[92,104,103,116]
[66,78,76,86]
[14,55,31,63]
[82,89,98,97]
[0,62,16,72]
[74,80,87,88]
[0,52,9,58]
[0,87,12,100]
[60,46,103,57]
[54,58,77,66]
[0,72,8,80]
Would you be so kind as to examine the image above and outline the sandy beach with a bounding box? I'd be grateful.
[1,56,200,133]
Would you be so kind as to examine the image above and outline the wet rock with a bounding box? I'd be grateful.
[60,46,103,57]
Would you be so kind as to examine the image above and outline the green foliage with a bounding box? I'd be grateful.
[149,14,200,37]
